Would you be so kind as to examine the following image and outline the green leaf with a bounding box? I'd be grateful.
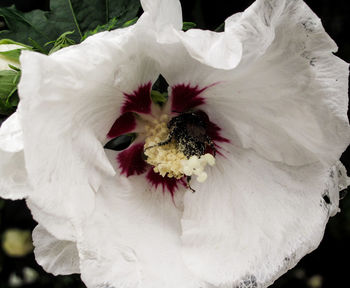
[0,69,20,115]
[45,30,76,46]
[8,64,20,71]
[81,17,119,41]
[0,48,22,62]
[0,39,31,49]
[0,39,31,62]
[0,70,18,98]
[45,31,76,54]
[28,37,46,54]
[82,15,139,41]
[0,2,80,52]
[215,22,225,32]
[122,17,138,28]
[0,0,140,50]
[182,22,197,31]
[107,0,140,24]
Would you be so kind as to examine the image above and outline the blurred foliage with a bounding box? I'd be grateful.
[0,68,20,115]
[44,31,76,54]
[0,0,140,53]
[0,0,349,288]
[0,200,85,288]
[81,16,138,41]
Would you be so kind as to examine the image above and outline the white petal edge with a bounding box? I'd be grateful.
[77,150,205,288]
[17,26,159,239]
[0,112,29,200]
[213,0,350,165]
[181,146,348,287]
[0,112,23,154]
[32,225,80,275]
[157,0,350,166]
[140,0,182,31]
[173,28,243,70]
[27,199,76,242]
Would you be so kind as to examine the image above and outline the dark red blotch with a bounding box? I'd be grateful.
[146,169,186,197]
[171,84,206,112]
[117,143,148,177]
[121,82,152,114]
[107,112,136,138]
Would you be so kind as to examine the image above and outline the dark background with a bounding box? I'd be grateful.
[0,0,349,288]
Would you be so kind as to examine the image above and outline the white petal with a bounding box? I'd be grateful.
[27,199,76,242]
[213,0,350,166]
[226,0,338,64]
[0,112,23,154]
[137,0,183,45]
[181,147,347,287]
[17,27,159,237]
[77,166,203,288]
[32,225,80,275]
[174,28,242,69]
[158,0,350,166]
[0,112,29,199]
[140,0,182,31]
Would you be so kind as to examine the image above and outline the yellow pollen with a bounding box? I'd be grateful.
[144,115,216,183]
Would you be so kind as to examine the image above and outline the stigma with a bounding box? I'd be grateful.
[144,114,215,184]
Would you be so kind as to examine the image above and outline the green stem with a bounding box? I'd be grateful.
[106,0,109,22]
[67,0,82,39]
[214,22,225,32]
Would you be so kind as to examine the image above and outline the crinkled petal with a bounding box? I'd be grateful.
[27,199,76,242]
[77,153,203,288]
[218,0,350,165]
[173,24,242,69]
[0,113,23,152]
[181,146,348,287]
[140,0,182,31]
[0,112,29,199]
[158,0,350,166]
[137,0,182,45]
[225,0,338,64]
[32,225,80,275]
[18,26,159,239]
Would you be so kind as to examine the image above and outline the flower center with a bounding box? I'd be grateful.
[144,114,216,183]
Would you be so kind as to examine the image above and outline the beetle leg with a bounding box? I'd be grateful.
[206,136,216,157]
[186,176,196,193]
[144,137,173,151]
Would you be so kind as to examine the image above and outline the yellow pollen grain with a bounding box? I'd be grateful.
[144,115,216,183]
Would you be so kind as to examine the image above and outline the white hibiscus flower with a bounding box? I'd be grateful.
[0,0,349,288]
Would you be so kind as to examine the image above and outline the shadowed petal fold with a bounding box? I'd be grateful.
[0,112,29,200]
[158,0,349,166]
[17,27,159,239]
[181,148,348,287]
[77,167,203,288]
[151,0,350,287]
[0,1,348,287]
[140,0,183,32]
[32,225,80,275]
